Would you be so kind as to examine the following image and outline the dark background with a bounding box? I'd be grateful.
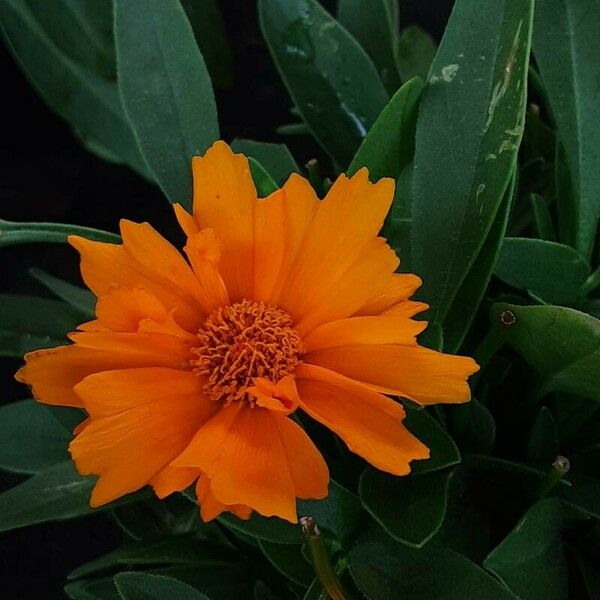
[0,1,454,597]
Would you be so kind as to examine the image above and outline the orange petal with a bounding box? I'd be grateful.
[70,389,213,507]
[16,332,192,408]
[293,237,399,335]
[304,344,479,405]
[356,273,423,315]
[173,203,200,238]
[73,367,214,419]
[196,477,252,521]
[295,363,429,475]
[272,412,329,500]
[95,287,167,332]
[174,404,297,522]
[279,169,395,322]
[302,316,426,352]
[151,465,200,499]
[247,375,300,413]
[381,300,429,318]
[69,235,203,333]
[183,229,229,310]
[254,175,320,303]
[192,141,256,302]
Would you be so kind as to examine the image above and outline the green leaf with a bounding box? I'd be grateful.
[248,157,279,197]
[0,218,120,247]
[69,537,236,581]
[494,238,590,304]
[577,552,600,599]
[114,0,219,207]
[526,406,559,466]
[348,76,423,180]
[529,194,556,241]
[441,171,515,352]
[491,303,600,402]
[359,469,452,547]
[0,294,82,357]
[181,0,233,89]
[259,0,388,167]
[114,572,210,600]
[29,268,95,318]
[449,398,496,454]
[0,0,148,178]
[21,0,115,80]
[259,540,314,587]
[485,498,590,600]
[297,480,363,545]
[404,405,461,475]
[231,138,299,185]
[66,576,121,600]
[0,400,71,474]
[219,513,301,545]
[0,461,146,532]
[533,0,600,259]
[396,26,437,83]
[349,524,518,600]
[337,0,401,93]
[411,0,533,324]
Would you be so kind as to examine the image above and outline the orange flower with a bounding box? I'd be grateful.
[16,141,479,523]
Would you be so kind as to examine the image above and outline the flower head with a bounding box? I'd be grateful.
[16,141,478,523]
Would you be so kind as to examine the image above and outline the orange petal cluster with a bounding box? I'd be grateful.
[16,141,479,523]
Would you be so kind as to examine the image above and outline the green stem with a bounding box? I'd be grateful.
[537,456,570,499]
[301,517,349,600]
[581,265,600,296]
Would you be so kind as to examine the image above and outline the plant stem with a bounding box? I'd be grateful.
[301,517,348,600]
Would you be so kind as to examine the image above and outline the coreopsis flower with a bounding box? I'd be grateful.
[16,142,478,523]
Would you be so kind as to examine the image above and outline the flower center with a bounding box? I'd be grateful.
[192,300,303,405]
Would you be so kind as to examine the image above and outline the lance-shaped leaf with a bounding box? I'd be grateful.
[0,0,148,178]
[411,0,533,324]
[533,0,600,259]
[491,303,600,403]
[114,0,219,208]
[259,0,388,167]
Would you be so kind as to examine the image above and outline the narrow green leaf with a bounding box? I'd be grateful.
[396,26,437,83]
[231,138,299,185]
[114,572,210,600]
[412,0,533,323]
[404,405,461,475]
[526,406,559,466]
[22,0,115,79]
[259,540,314,587]
[0,461,147,532]
[259,0,388,167]
[181,0,233,89]
[491,303,600,403]
[0,219,120,247]
[65,576,121,600]
[533,0,600,258]
[0,400,70,474]
[485,498,590,600]
[248,157,279,197]
[442,171,515,352]
[359,469,451,547]
[494,238,589,304]
[337,0,401,93]
[349,524,518,600]
[219,513,301,545]
[69,537,236,581]
[348,77,423,180]
[114,0,219,207]
[30,268,95,318]
[0,294,81,357]
[449,398,496,454]
[0,0,148,178]
[529,194,556,241]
